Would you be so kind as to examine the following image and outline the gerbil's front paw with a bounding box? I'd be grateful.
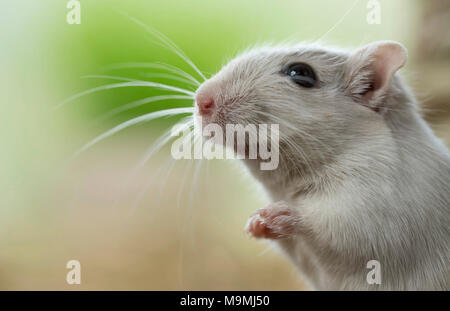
[245,201,301,239]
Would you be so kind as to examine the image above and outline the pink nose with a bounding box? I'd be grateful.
[196,94,215,116]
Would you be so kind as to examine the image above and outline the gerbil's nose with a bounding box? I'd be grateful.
[196,94,215,116]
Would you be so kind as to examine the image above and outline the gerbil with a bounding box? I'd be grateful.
[194,41,450,290]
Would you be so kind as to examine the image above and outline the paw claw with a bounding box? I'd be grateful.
[245,202,299,240]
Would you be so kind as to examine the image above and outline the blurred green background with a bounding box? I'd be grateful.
[0,0,449,290]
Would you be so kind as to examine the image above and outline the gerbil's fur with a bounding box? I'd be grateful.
[195,41,450,290]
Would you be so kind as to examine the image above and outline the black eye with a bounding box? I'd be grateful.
[284,63,317,88]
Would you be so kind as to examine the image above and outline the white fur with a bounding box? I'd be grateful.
[195,41,450,290]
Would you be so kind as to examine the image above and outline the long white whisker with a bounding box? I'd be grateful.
[105,62,201,86]
[142,73,198,87]
[57,81,195,109]
[114,117,193,211]
[177,159,194,210]
[118,12,207,81]
[97,95,194,122]
[83,73,196,88]
[155,122,195,200]
[82,75,196,95]
[71,107,194,159]
[158,154,180,196]
[138,117,194,169]
[317,0,360,42]
[154,62,202,85]
[176,159,194,288]
[81,75,138,82]
[131,128,193,210]
[186,158,203,253]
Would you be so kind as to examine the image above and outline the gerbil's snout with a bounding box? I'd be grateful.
[195,92,215,116]
[195,60,256,126]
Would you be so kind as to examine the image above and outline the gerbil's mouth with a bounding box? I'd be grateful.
[194,110,221,144]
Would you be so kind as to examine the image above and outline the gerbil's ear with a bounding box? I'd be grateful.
[344,40,407,111]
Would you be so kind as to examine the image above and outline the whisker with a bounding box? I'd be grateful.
[188,149,203,207]
[110,116,194,211]
[157,123,196,199]
[82,75,196,96]
[186,159,203,251]
[70,107,194,160]
[81,75,138,82]
[82,73,197,89]
[105,62,201,86]
[57,80,195,109]
[316,0,360,42]
[177,159,194,210]
[97,95,193,122]
[117,12,207,81]
[158,155,181,197]
[138,117,194,169]
[176,160,192,288]
[142,73,199,87]
[129,121,193,211]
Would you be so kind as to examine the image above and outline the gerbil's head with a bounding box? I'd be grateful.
[194,41,408,177]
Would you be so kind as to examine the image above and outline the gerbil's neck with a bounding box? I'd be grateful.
[242,153,326,201]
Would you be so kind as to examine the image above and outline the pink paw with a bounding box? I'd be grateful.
[245,202,300,239]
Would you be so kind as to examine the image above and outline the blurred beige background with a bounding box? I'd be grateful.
[0,0,448,290]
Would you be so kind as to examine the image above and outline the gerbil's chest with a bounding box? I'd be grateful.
[277,235,366,290]
[277,237,336,290]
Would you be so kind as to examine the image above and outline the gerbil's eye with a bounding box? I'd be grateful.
[284,63,317,88]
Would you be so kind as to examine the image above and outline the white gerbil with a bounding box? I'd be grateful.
[194,41,450,290]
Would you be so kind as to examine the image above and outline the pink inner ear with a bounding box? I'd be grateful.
[372,58,388,90]
[370,43,407,94]
[359,42,407,107]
